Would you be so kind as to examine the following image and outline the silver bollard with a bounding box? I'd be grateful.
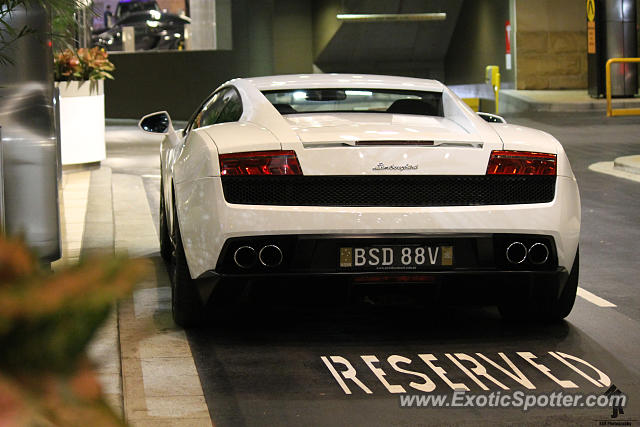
[122,26,135,52]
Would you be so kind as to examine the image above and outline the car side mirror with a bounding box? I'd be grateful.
[477,112,507,124]
[139,111,174,134]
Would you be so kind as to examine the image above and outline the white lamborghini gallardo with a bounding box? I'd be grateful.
[139,74,581,327]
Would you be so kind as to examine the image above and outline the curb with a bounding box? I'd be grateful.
[613,155,640,175]
[69,166,124,418]
[112,173,212,426]
[499,90,640,113]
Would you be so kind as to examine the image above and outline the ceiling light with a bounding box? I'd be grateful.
[336,13,446,22]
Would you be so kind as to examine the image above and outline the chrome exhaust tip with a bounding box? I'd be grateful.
[528,242,549,265]
[506,242,527,264]
[259,244,283,267]
[233,246,257,269]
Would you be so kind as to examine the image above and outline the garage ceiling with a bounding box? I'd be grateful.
[315,0,463,79]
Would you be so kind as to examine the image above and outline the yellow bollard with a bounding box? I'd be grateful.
[606,58,640,117]
[485,65,501,115]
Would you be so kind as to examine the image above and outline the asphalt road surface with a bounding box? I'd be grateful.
[106,111,640,426]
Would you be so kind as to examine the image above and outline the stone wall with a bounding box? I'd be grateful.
[515,0,587,89]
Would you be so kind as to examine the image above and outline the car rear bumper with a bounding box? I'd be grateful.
[204,233,569,293]
[174,176,580,279]
[211,233,558,275]
[197,268,571,308]
[202,268,569,290]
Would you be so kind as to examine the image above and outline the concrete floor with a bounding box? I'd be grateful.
[103,111,640,426]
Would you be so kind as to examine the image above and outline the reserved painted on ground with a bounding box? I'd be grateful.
[321,352,611,395]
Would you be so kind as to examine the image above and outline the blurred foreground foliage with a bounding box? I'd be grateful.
[0,237,149,426]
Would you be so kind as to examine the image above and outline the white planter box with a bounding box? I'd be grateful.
[56,80,106,165]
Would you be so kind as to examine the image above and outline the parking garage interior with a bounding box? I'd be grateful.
[1,0,640,426]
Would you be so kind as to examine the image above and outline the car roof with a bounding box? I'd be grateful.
[116,10,190,22]
[117,0,158,6]
[242,74,445,92]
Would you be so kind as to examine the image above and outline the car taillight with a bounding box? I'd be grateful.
[219,150,303,176]
[486,150,557,175]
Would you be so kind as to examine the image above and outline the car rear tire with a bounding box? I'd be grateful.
[159,180,172,263]
[499,248,579,322]
[550,249,579,320]
[170,203,206,328]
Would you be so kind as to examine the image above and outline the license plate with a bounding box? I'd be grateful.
[339,245,454,270]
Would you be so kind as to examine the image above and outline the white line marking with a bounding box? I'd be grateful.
[142,174,161,179]
[577,287,617,308]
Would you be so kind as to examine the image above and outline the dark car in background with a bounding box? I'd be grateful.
[93,10,191,51]
[115,0,160,21]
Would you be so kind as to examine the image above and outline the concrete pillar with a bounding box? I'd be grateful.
[189,0,232,50]
[0,2,60,260]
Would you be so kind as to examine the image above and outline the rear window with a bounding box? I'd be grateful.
[262,89,443,117]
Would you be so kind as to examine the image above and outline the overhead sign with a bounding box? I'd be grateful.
[587,0,595,22]
[587,0,596,54]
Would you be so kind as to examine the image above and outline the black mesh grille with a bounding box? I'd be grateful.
[221,175,556,207]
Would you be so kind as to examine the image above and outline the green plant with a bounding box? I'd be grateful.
[0,237,149,425]
[54,47,115,81]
